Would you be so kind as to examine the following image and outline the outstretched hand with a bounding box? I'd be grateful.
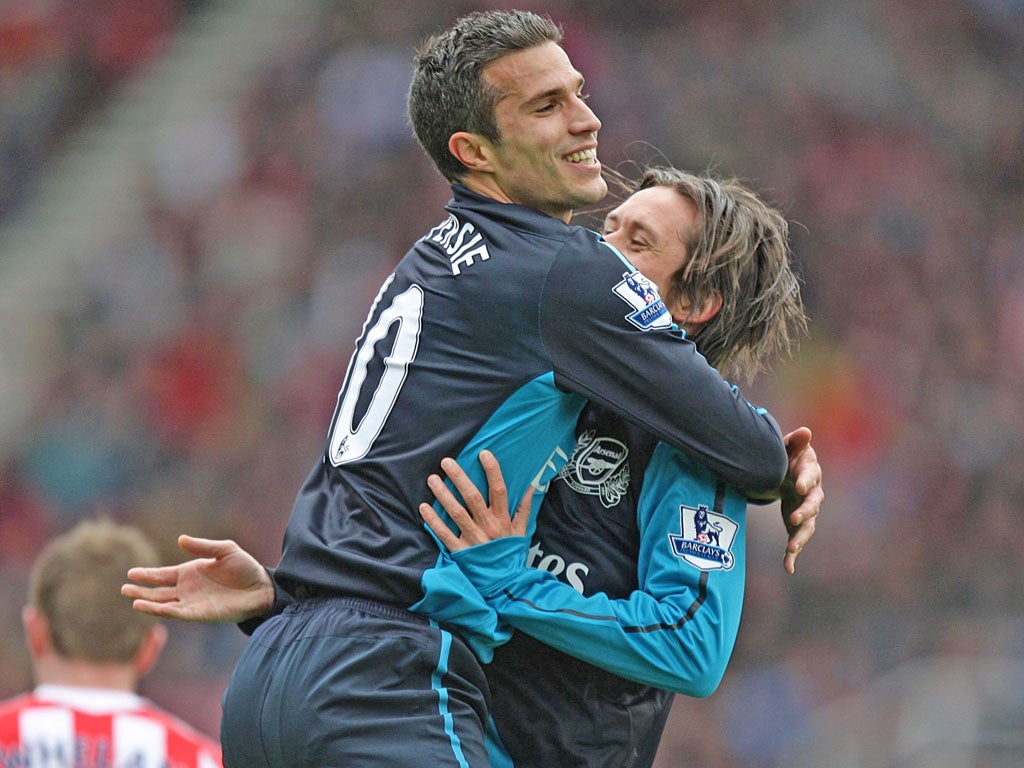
[780,427,824,574]
[418,450,534,552]
[121,535,274,623]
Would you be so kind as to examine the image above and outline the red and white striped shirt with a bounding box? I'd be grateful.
[0,685,222,768]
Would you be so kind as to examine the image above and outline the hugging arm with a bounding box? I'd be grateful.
[421,449,740,695]
[419,434,822,693]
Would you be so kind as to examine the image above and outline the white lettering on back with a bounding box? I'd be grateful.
[427,214,491,275]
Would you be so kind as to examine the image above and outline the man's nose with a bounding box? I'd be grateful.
[570,96,601,134]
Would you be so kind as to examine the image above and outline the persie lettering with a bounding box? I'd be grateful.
[426,214,491,275]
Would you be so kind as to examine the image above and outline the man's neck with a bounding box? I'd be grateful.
[457,175,573,223]
[34,656,138,693]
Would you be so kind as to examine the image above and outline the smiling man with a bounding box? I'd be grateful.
[444,40,605,219]
[149,10,796,768]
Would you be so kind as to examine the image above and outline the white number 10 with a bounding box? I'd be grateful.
[327,281,424,465]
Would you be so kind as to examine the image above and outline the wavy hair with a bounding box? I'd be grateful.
[611,167,807,383]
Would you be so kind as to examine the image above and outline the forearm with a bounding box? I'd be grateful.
[453,539,740,696]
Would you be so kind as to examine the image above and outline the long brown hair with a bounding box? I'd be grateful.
[608,166,807,383]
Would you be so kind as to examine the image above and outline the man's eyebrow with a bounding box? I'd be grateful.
[631,219,661,242]
[604,212,662,243]
[523,74,586,106]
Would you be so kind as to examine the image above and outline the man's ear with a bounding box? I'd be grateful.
[448,132,496,174]
[22,605,52,659]
[692,289,724,323]
[133,624,167,679]
[672,289,723,328]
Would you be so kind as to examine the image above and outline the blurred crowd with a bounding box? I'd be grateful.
[0,0,209,220]
[0,0,1021,765]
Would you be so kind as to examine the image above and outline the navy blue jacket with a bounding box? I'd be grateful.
[271,185,785,651]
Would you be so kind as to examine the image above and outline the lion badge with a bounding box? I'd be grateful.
[668,504,738,571]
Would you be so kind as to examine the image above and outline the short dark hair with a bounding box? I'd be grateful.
[408,10,562,182]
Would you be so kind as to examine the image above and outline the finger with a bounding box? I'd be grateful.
[121,584,178,603]
[783,426,812,454]
[511,485,536,537]
[124,565,183,586]
[784,538,803,574]
[790,515,816,550]
[478,450,509,517]
[419,502,464,552]
[440,458,489,516]
[788,485,824,525]
[784,520,816,575]
[792,448,822,495]
[783,549,798,575]
[129,599,190,620]
[427,473,471,525]
[783,499,818,574]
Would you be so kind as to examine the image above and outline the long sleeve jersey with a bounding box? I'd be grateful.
[271,185,784,652]
[455,404,750,768]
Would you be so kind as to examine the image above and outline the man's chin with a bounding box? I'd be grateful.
[575,177,609,207]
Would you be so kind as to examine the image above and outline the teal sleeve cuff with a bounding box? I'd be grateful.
[451,536,530,597]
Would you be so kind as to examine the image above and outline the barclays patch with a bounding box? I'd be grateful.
[612,271,673,331]
[668,504,738,571]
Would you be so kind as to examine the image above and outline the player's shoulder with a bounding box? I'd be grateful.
[0,693,55,745]
[0,692,36,720]
[136,701,222,757]
[445,185,609,255]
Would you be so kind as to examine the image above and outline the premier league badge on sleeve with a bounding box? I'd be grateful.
[612,271,673,331]
[668,504,738,571]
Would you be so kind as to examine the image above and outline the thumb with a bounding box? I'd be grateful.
[784,426,812,456]
[177,534,234,559]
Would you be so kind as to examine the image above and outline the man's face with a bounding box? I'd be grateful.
[602,185,701,324]
[482,42,606,222]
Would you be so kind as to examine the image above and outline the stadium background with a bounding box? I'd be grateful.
[0,1,1021,765]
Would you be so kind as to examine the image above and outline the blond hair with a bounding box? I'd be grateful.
[29,518,160,663]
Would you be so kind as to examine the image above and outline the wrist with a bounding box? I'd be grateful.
[258,579,275,615]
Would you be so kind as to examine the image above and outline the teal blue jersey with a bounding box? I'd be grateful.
[449,404,751,767]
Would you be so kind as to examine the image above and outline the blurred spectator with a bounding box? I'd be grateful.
[0,517,221,766]
[0,0,202,220]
